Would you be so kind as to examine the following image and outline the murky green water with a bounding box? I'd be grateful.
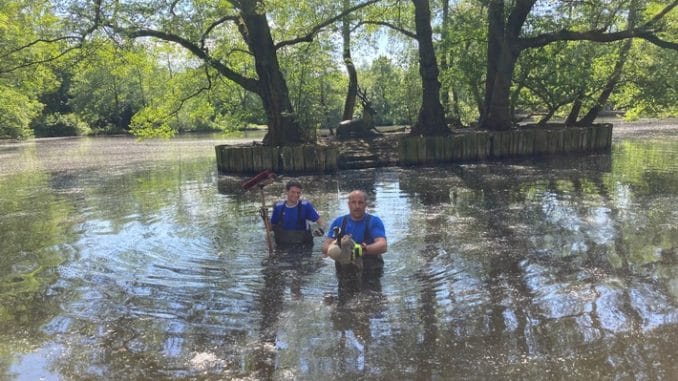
[1,126,677,380]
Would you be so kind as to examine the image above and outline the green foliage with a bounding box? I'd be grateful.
[281,39,345,129]
[68,41,155,134]
[438,0,487,124]
[611,5,678,119]
[361,54,420,125]
[0,0,63,139]
[0,85,42,139]
[32,113,91,137]
[515,41,617,121]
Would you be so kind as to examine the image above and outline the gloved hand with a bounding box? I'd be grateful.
[352,243,364,259]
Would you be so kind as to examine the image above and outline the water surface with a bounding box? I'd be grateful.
[1,126,677,380]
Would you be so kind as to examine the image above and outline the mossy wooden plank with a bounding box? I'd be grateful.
[398,138,407,164]
[259,146,273,170]
[533,129,547,155]
[399,137,416,165]
[317,147,326,171]
[280,146,294,171]
[215,146,223,171]
[462,133,474,160]
[490,131,502,158]
[246,147,256,172]
[414,137,426,164]
[596,126,608,151]
[522,130,535,156]
[439,136,448,162]
[303,145,318,171]
[424,137,437,163]
[451,135,463,162]
[292,145,304,171]
[477,132,489,160]
[502,131,512,157]
[500,132,508,156]
[251,146,262,171]
[563,128,575,153]
[443,136,454,161]
[599,125,612,150]
[325,147,338,171]
[575,127,585,152]
[473,131,487,160]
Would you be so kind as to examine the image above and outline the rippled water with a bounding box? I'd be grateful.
[1,126,677,380]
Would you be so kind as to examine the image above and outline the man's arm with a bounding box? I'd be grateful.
[363,237,387,256]
[322,237,334,255]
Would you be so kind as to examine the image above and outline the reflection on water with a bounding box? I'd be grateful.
[1,131,677,380]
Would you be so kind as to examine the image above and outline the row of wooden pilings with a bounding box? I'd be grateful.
[215,144,338,173]
[215,124,613,174]
[399,124,613,165]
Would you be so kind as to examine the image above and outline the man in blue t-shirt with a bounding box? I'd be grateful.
[270,179,323,246]
[322,190,387,274]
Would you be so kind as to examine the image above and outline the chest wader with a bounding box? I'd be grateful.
[273,202,314,246]
[335,215,384,276]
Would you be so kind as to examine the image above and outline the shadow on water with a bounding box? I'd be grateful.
[1,132,677,379]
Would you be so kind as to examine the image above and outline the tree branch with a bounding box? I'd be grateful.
[1,36,82,59]
[124,28,260,94]
[519,28,640,49]
[354,20,416,39]
[519,0,678,50]
[200,15,240,50]
[275,0,381,50]
[0,46,81,75]
[638,33,678,50]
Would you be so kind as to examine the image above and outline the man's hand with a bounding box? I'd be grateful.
[308,221,325,237]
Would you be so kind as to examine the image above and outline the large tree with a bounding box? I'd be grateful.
[481,0,678,131]
[360,0,450,135]
[67,0,378,145]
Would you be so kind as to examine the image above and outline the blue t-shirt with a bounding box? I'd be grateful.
[326,214,386,244]
[271,200,320,231]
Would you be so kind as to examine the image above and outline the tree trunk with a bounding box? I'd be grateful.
[482,0,504,125]
[342,0,358,121]
[481,0,536,131]
[482,45,518,130]
[240,3,308,146]
[439,0,451,118]
[565,92,584,126]
[410,0,449,136]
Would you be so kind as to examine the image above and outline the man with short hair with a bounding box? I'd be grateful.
[270,179,323,246]
[322,190,387,275]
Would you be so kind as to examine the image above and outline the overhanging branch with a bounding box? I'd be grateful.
[125,28,260,94]
[275,0,381,50]
[519,0,678,50]
[638,33,678,50]
[200,15,240,50]
[354,20,416,39]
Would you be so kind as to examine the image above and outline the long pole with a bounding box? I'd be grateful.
[259,186,274,254]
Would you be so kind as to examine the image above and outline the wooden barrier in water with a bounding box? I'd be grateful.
[216,125,613,173]
[399,124,613,166]
[215,144,338,174]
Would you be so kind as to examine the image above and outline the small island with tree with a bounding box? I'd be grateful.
[2,1,677,173]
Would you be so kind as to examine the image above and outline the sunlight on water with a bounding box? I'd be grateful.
[1,128,677,380]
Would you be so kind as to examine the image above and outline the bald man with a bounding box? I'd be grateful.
[323,190,387,276]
